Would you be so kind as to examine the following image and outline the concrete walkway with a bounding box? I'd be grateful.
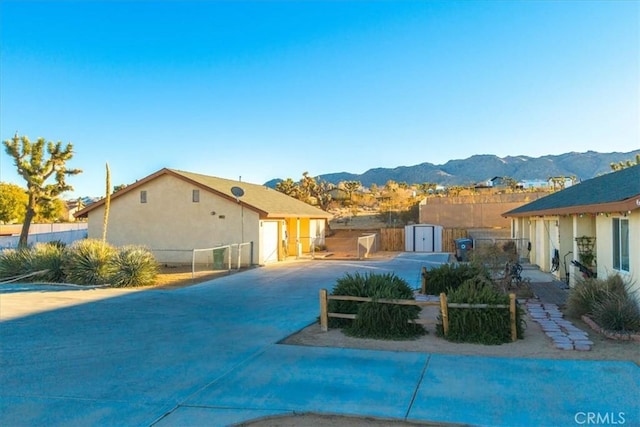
[1,253,638,426]
[520,263,569,306]
[518,263,595,350]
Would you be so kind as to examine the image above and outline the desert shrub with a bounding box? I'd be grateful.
[501,240,518,260]
[437,278,525,345]
[328,272,369,327]
[328,272,424,339]
[592,293,640,332]
[30,242,67,282]
[0,248,32,280]
[469,242,520,287]
[63,239,117,285]
[424,262,490,295]
[108,245,158,287]
[566,275,627,317]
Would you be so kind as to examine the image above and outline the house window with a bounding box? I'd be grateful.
[140,190,147,204]
[192,189,200,203]
[612,218,629,272]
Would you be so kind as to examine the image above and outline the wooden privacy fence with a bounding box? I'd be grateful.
[379,228,404,251]
[319,289,518,342]
[441,228,469,253]
[378,227,469,253]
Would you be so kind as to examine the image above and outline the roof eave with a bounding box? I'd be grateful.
[504,195,640,218]
[74,168,173,218]
[263,213,332,219]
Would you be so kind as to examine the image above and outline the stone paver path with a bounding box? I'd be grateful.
[526,301,593,350]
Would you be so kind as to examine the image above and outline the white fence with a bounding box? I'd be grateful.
[0,223,88,250]
[191,242,254,277]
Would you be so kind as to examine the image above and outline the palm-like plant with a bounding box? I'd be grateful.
[63,239,116,285]
[108,246,158,287]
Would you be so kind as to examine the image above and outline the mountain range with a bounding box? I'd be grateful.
[265,150,640,188]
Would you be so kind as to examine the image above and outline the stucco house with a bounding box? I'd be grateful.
[504,165,639,298]
[75,168,332,265]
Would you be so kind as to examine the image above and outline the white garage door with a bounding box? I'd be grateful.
[260,221,279,264]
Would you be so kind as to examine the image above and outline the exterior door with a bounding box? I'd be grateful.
[414,226,435,252]
[260,221,279,264]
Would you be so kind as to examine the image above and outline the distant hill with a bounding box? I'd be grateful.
[264,150,640,188]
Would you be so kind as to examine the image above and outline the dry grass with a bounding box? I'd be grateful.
[154,264,231,289]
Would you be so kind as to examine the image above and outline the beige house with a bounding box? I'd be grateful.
[504,166,640,298]
[75,168,332,265]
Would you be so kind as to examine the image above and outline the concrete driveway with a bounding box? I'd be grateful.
[1,253,638,426]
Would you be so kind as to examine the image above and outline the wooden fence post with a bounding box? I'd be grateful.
[320,289,328,332]
[509,293,517,342]
[421,267,428,294]
[440,292,449,336]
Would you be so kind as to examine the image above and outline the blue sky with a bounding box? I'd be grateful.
[1,1,638,198]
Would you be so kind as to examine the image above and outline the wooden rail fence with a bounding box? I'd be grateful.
[319,289,517,342]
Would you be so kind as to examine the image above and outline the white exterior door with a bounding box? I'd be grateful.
[414,226,435,252]
[260,221,279,264]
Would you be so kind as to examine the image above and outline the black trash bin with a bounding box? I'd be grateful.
[454,238,473,262]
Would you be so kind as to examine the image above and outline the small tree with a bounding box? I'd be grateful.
[610,154,640,171]
[275,172,333,211]
[0,182,28,224]
[275,178,299,198]
[3,134,81,246]
[34,197,68,223]
[342,180,361,206]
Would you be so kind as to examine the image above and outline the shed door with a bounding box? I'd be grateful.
[414,226,435,252]
[261,221,279,264]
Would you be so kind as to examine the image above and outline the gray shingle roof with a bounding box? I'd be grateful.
[505,165,640,216]
[169,169,332,219]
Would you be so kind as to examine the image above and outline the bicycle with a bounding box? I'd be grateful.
[505,260,523,288]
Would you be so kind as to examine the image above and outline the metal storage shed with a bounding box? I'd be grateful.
[404,224,443,252]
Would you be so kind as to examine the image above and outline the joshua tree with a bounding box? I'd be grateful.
[610,154,640,171]
[3,134,81,246]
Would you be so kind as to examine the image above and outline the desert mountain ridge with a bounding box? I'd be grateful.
[264,150,640,188]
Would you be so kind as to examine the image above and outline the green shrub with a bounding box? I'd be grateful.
[328,272,369,328]
[0,248,32,280]
[566,275,627,317]
[329,272,424,339]
[592,293,640,332]
[30,242,67,282]
[63,239,116,285]
[108,245,158,287]
[437,278,525,345]
[424,262,490,295]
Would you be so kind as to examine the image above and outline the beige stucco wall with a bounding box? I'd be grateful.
[511,210,640,301]
[419,192,549,229]
[88,175,260,264]
[595,211,639,298]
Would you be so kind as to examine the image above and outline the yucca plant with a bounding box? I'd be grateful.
[108,245,158,287]
[63,239,116,285]
[566,275,627,317]
[0,248,32,280]
[592,293,640,332]
[30,242,67,282]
